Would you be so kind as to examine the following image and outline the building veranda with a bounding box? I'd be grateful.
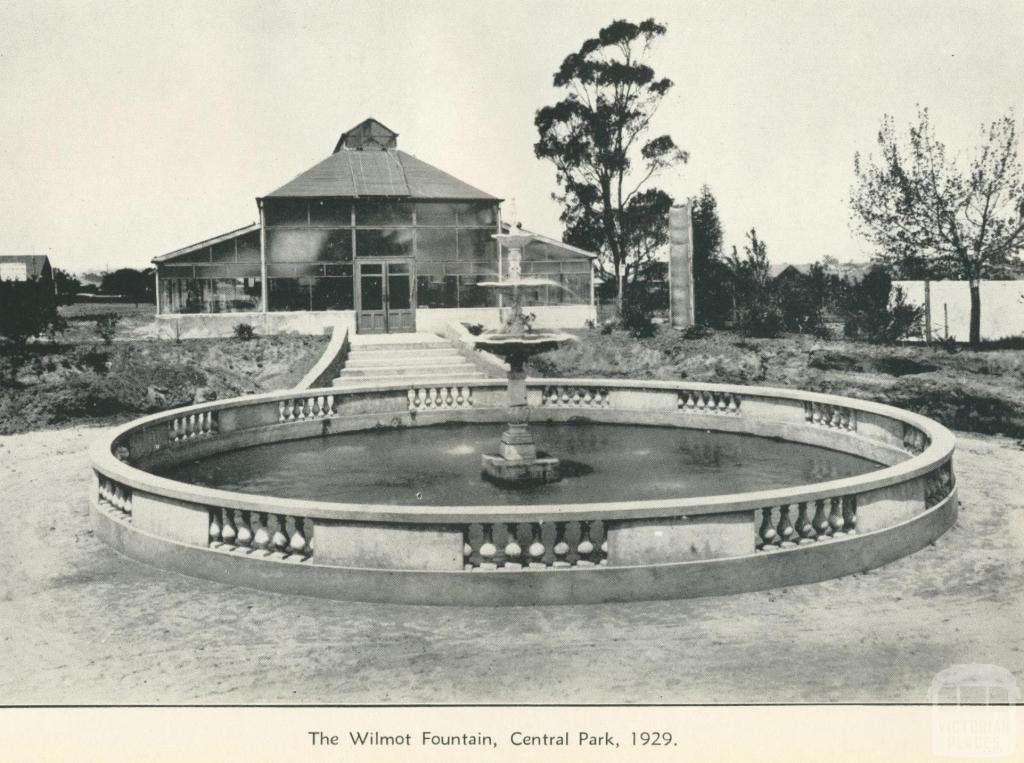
[154,118,596,336]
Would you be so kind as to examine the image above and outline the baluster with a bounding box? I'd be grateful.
[252,512,271,554]
[326,394,336,414]
[272,515,289,555]
[311,397,321,417]
[827,497,845,537]
[463,386,472,406]
[576,521,595,566]
[478,524,497,570]
[444,387,454,407]
[221,509,237,547]
[289,517,308,556]
[777,505,797,547]
[235,510,253,550]
[795,502,816,543]
[552,522,571,568]
[209,509,222,546]
[812,499,830,538]
[599,536,608,565]
[416,388,427,409]
[717,395,728,413]
[278,401,287,422]
[842,495,857,535]
[304,398,313,419]
[434,388,444,407]
[803,402,813,422]
[811,404,821,424]
[503,523,522,570]
[527,524,546,567]
[292,400,302,420]
[463,530,473,571]
[123,489,132,515]
[757,508,778,550]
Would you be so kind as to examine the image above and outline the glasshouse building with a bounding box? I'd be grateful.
[153,118,596,336]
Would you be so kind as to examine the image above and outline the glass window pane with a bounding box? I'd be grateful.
[388,273,411,309]
[415,275,457,308]
[236,232,260,262]
[414,203,457,226]
[458,229,496,262]
[360,273,384,310]
[211,240,237,263]
[268,229,352,263]
[457,275,496,308]
[388,262,409,274]
[309,199,352,226]
[356,228,413,257]
[456,203,498,226]
[416,228,457,261]
[264,198,308,226]
[356,201,413,226]
[311,276,353,310]
[268,278,309,311]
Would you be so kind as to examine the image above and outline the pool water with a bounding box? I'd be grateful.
[157,422,883,507]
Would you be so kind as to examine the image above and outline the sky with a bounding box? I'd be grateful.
[1,0,1022,273]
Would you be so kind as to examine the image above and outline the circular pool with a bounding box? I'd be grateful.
[90,378,957,605]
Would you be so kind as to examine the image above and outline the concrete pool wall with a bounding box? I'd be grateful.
[90,378,957,605]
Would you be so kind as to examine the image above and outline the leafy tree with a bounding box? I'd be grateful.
[850,108,1024,345]
[725,229,783,337]
[53,268,81,304]
[100,268,154,305]
[535,18,687,312]
[691,185,733,327]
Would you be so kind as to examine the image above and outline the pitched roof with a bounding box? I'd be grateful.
[0,254,52,279]
[153,223,260,263]
[264,149,498,200]
[500,223,597,260]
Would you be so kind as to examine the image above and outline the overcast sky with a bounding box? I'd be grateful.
[2,0,1021,273]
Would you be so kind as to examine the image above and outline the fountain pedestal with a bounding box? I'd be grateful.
[480,352,560,485]
[474,229,573,487]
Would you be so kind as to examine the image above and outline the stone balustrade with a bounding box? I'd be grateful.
[208,507,313,560]
[407,385,473,412]
[168,410,218,442]
[803,401,856,431]
[90,377,958,605]
[678,389,741,415]
[278,394,336,422]
[541,385,611,408]
[463,520,608,570]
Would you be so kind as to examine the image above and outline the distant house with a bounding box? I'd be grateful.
[153,118,597,336]
[0,254,53,289]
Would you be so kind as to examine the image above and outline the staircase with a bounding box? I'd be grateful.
[332,332,492,387]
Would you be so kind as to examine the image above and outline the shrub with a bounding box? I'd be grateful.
[682,323,713,339]
[0,279,59,346]
[736,302,785,338]
[841,267,923,344]
[94,314,121,345]
[620,281,657,338]
[233,322,256,341]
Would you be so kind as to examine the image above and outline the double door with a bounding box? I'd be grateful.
[356,260,415,333]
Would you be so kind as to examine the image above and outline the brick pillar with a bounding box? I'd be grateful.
[669,203,695,329]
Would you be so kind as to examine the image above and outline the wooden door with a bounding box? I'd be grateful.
[357,260,415,334]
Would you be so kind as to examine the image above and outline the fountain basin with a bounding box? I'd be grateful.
[90,378,957,605]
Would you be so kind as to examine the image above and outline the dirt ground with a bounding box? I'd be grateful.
[1,425,1021,705]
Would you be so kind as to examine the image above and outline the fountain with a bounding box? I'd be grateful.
[474,230,574,485]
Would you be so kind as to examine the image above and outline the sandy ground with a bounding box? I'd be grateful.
[1,424,1021,705]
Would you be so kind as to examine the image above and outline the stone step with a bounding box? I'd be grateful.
[349,340,452,352]
[345,352,467,368]
[337,363,481,378]
[333,371,490,386]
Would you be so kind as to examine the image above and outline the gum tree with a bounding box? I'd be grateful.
[850,108,1024,345]
[535,18,687,312]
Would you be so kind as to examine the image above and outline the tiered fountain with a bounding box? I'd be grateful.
[474,230,573,485]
